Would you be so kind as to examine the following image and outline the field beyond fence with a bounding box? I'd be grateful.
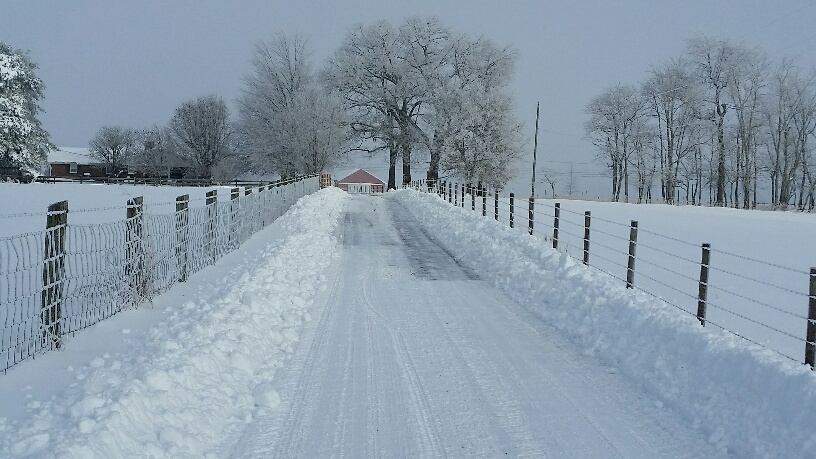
[406,179,816,370]
[0,175,319,373]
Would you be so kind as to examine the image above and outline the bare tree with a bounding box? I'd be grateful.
[238,35,347,179]
[88,125,137,175]
[642,59,701,204]
[686,35,739,206]
[565,163,578,197]
[130,126,181,177]
[726,45,768,208]
[169,95,231,179]
[585,84,647,202]
[539,168,557,197]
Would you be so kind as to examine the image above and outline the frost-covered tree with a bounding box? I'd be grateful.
[642,60,702,204]
[328,17,520,190]
[726,45,768,208]
[169,95,231,179]
[0,42,51,173]
[238,35,347,179]
[585,84,648,202]
[88,125,137,174]
[686,35,739,206]
[327,19,430,189]
[130,126,181,177]
[430,33,521,189]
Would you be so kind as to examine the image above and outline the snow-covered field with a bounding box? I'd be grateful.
[444,188,816,363]
[0,182,299,239]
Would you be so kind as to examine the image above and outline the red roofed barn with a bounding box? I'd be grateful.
[337,169,385,194]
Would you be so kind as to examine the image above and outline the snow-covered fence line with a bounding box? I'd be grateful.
[395,186,816,457]
[0,175,320,373]
[407,179,816,368]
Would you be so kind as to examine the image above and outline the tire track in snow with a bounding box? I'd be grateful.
[359,235,447,458]
[421,283,556,458]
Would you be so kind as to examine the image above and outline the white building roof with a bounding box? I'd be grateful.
[49,147,97,164]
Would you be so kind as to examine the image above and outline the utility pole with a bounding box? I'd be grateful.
[531,102,540,197]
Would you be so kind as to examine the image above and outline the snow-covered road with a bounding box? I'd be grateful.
[224,195,722,458]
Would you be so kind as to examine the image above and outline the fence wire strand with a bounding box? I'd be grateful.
[421,183,813,366]
[0,175,319,372]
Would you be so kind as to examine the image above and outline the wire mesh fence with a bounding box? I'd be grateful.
[0,175,319,372]
[407,179,816,369]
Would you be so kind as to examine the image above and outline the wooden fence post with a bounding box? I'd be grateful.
[528,197,534,235]
[448,182,453,204]
[583,211,591,265]
[509,193,515,228]
[126,196,145,301]
[176,194,190,282]
[806,268,816,368]
[552,203,560,249]
[697,243,711,326]
[41,200,68,349]
[206,190,217,262]
[471,185,476,211]
[494,192,499,221]
[626,221,638,289]
[461,184,465,208]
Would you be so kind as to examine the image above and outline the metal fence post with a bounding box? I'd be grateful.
[509,193,515,228]
[697,243,711,326]
[583,211,591,265]
[806,268,816,368]
[552,203,560,249]
[528,197,534,235]
[41,200,68,349]
[626,221,638,288]
[176,194,190,282]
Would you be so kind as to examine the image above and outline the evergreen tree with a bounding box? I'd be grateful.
[0,42,51,173]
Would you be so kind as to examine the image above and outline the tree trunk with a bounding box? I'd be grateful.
[387,145,398,190]
[402,143,412,186]
[427,134,441,190]
[715,103,727,206]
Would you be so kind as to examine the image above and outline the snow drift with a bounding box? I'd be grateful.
[0,187,347,458]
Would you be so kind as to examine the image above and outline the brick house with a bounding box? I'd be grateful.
[48,148,108,179]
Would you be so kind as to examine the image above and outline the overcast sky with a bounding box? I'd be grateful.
[3,1,816,193]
